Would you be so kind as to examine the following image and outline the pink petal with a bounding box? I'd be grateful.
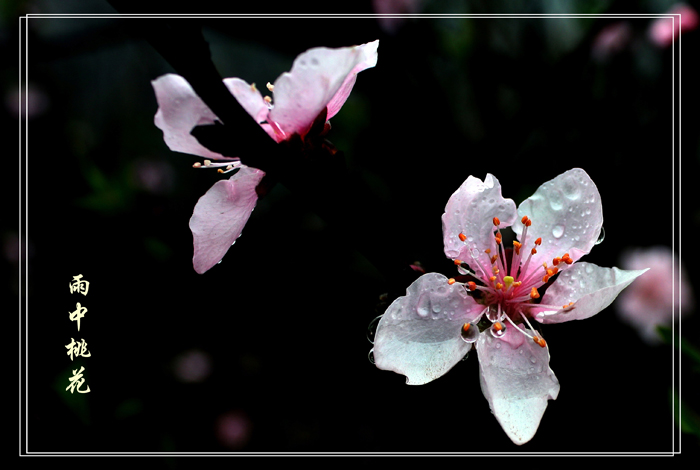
[512,168,603,270]
[533,262,648,324]
[325,40,379,120]
[476,327,560,445]
[373,272,482,385]
[223,78,270,125]
[152,74,230,160]
[189,166,265,274]
[269,40,379,139]
[616,246,693,344]
[441,174,517,272]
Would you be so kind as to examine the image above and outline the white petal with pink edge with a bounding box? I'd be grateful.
[373,272,482,385]
[189,166,265,274]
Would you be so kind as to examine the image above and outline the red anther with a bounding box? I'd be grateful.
[542,275,550,283]
[564,258,574,265]
[459,233,467,242]
[535,237,542,245]
[513,241,522,254]
[496,283,503,290]
[552,257,561,266]
[531,248,537,255]
[462,323,471,332]
[448,278,456,285]
[546,267,558,277]
[513,281,522,287]
[489,276,497,282]
[495,236,502,245]
[467,282,477,291]
[490,255,498,264]
[533,336,547,348]
[493,217,501,226]
[521,215,529,225]
[454,259,463,266]
[530,287,540,299]
[485,248,491,254]
[494,322,504,331]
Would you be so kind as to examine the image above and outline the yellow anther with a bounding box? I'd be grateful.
[203,160,212,166]
[496,283,503,290]
[530,287,540,299]
[266,82,274,91]
[264,96,272,103]
[447,278,456,285]
[503,276,514,289]
[192,162,202,168]
[217,169,224,173]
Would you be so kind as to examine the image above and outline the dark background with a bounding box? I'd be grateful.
[8,0,699,457]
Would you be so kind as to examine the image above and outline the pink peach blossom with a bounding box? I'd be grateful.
[648,4,699,48]
[373,168,647,445]
[616,246,693,344]
[151,40,379,273]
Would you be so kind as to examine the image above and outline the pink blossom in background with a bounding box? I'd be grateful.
[373,168,647,445]
[215,410,252,449]
[372,0,423,34]
[648,4,699,47]
[151,40,379,273]
[616,246,693,344]
[171,349,212,383]
[591,22,632,62]
[7,83,49,119]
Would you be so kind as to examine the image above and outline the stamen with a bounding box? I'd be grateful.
[266,82,274,92]
[459,233,467,242]
[447,278,456,285]
[264,96,272,104]
[535,237,542,245]
[521,216,532,227]
[493,217,500,226]
[454,259,463,265]
[533,336,547,348]
[467,282,477,291]
[513,241,522,255]
[530,287,540,299]
[192,162,202,168]
[503,276,514,290]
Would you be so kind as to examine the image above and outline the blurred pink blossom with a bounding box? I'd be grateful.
[172,349,212,383]
[152,40,379,274]
[591,22,632,62]
[373,0,423,34]
[215,410,252,449]
[616,246,693,344]
[648,4,699,47]
[373,168,647,445]
[6,84,49,119]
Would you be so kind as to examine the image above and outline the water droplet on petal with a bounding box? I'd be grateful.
[552,225,565,239]
[486,305,500,322]
[460,322,479,343]
[489,322,507,338]
[416,294,430,317]
[549,190,564,211]
[595,226,606,245]
[366,315,382,344]
[368,349,375,364]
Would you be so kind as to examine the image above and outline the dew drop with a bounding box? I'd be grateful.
[561,177,581,200]
[460,322,479,343]
[595,227,606,245]
[489,322,507,338]
[486,305,500,322]
[366,315,382,344]
[552,225,565,239]
[416,294,430,317]
[548,190,564,211]
[585,264,594,274]
[368,349,375,364]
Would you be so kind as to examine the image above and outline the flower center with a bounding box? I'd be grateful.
[452,215,576,347]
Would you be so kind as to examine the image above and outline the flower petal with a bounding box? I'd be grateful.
[476,327,560,445]
[269,40,379,139]
[152,74,230,160]
[533,262,648,324]
[373,272,482,385]
[441,174,517,271]
[512,168,603,269]
[189,166,265,274]
[223,78,270,125]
